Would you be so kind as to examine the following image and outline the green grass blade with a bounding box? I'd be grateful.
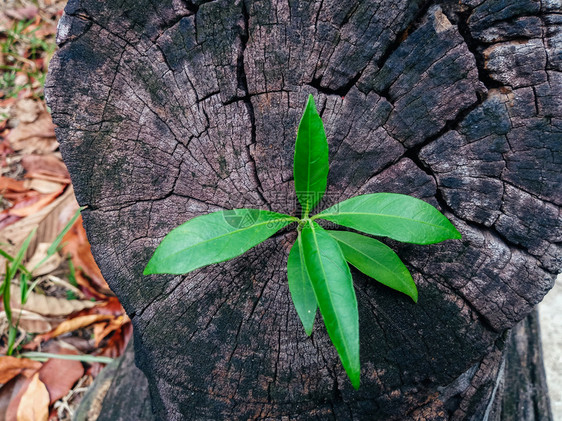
[31,207,84,272]
[20,272,29,304]
[144,209,297,275]
[19,352,114,364]
[0,249,31,276]
[8,228,36,281]
[294,95,329,217]
[328,230,418,302]
[7,324,17,356]
[301,221,360,389]
[287,233,317,335]
[2,268,11,323]
[315,193,461,245]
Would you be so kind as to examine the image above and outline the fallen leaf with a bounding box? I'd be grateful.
[2,190,40,203]
[9,186,64,218]
[93,314,131,347]
[57,336,95,354]
[34,314,114,343]
[26,242,62,276]
[7,112,58,155]
[93,322,108,348]
[87,322,132,377]
[0,177,28,193]
[27,179,63,194]
[16,373,49,421]
[62,216,110,293]
[93,297,125,316]
[38,353,84,405]
[9,285,97,317]
[0,375,28,421]
[4,7,39,21]
[0,215,21,230]
[13,99,42,124]
[21,155,69,183]
[0,309,53,334]
[97,322,132,360]
[0,357,42,384]
[0,186,77,267]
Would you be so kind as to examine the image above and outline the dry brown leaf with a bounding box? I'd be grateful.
[92,322,108,347]
[96,322,133,360]
[62,216,110,293]
[0,215,21,230]
[1,191,39,204]
[38,353,84,405]
[13,99,42,124]
[7,112,57,155]
[3,7,39,21]
[0,186,77,268]
[34,314,114,343]
[16,373,49,421]
[9,285,97,317]
[27,178,63,194]
[0,177,28,193]
[26,242,62,276]
[93,314,130,347]
[0,356,42,384]
[21,155,69,183]
[0,309,53,334]
[1,375,28,421]
[9,186,64,217]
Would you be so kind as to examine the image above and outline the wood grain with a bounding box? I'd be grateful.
[46,0,560,419]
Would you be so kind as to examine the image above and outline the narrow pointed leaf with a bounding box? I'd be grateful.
[8,228,36,281]
[315,193,461,244]
[287,234,317,335]
[294,95,329,216]
[301,221,360,389]
[35,207,84,271]
[328,231,418,302]
[3,269,11,323]
[144,209,297,275]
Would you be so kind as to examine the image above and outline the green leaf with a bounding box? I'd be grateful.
[301,221,360,389]
[327,231,418,303]
[0,248,30,277]
[7,324,17,356]
[8,228,36,281]
[294,94,329,217]
[144,209,297,275]
[315,193,461,245]
[20,352,114,364]
[2,267,11,323]
[287,233,317,335]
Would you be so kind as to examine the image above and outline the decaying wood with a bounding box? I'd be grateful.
[46,0,561,419]
[488,310,552,421]
[74,339,154,421]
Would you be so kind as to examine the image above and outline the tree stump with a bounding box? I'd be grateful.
[46,0,561,419]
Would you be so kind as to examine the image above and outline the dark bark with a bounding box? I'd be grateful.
[46,0,561,419]
[75,310,553,421]
[74,339,154,421]
[488,310,552,421]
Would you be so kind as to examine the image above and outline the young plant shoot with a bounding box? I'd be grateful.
[144,95,461,389]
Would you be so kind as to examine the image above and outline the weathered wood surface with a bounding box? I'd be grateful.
[488,310,552,421]
[46,0,561,419]
[73,310,553,421]
[74,339,154,421]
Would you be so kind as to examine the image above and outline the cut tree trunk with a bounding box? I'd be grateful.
[45,0,561,419]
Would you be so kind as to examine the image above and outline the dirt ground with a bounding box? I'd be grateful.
[540,275,562,420]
